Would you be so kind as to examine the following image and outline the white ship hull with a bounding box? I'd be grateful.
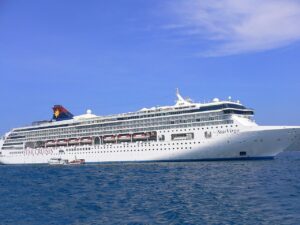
[1,126,299,165]
[1,91,299,165]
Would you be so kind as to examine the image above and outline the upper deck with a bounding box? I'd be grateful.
[12,93,253,133]
[1,90,255,149]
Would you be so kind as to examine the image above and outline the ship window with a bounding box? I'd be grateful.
[159,135,165,141]
[204,132,212,139]
[240,151,247,156]
[171,133,194,141]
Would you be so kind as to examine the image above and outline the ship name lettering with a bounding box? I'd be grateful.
[25,149,53,156]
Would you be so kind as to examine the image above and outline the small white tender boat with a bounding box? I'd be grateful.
[48,158,69,165]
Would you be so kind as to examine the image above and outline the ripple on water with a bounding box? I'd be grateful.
[0,152,300,224]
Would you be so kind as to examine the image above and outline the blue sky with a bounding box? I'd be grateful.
[0,0,300,135]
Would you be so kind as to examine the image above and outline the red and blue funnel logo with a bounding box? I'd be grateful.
[52,105,74,121]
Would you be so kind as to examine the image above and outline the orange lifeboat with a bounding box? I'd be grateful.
[68,138,79,145]
[69,159,85,165]
[133,133,150,140]
[103,135,116,143]
[117,134,131,141]
[57,139,68,146]
[45,140,56,147]
[80,137,93,145]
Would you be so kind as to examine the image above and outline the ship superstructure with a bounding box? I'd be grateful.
[0,90,299,164]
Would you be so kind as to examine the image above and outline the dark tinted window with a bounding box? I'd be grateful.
[198,104,246,112]
[223,109,254,115]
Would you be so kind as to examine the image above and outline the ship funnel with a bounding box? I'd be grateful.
[52,105,74,121]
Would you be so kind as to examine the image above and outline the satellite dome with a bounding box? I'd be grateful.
[87,109,92,114]
[212,98,220,103]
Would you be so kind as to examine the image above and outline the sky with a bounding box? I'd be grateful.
[0,0,300,135]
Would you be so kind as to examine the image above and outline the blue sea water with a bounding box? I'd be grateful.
[1,152,300,225]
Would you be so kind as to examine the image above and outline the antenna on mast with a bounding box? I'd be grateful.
[176,88,185,102]
[175,88,192,106]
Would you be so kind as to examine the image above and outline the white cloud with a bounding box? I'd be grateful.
[167,0,300,56]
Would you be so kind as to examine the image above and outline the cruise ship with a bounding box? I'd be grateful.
[0,90,299,165]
